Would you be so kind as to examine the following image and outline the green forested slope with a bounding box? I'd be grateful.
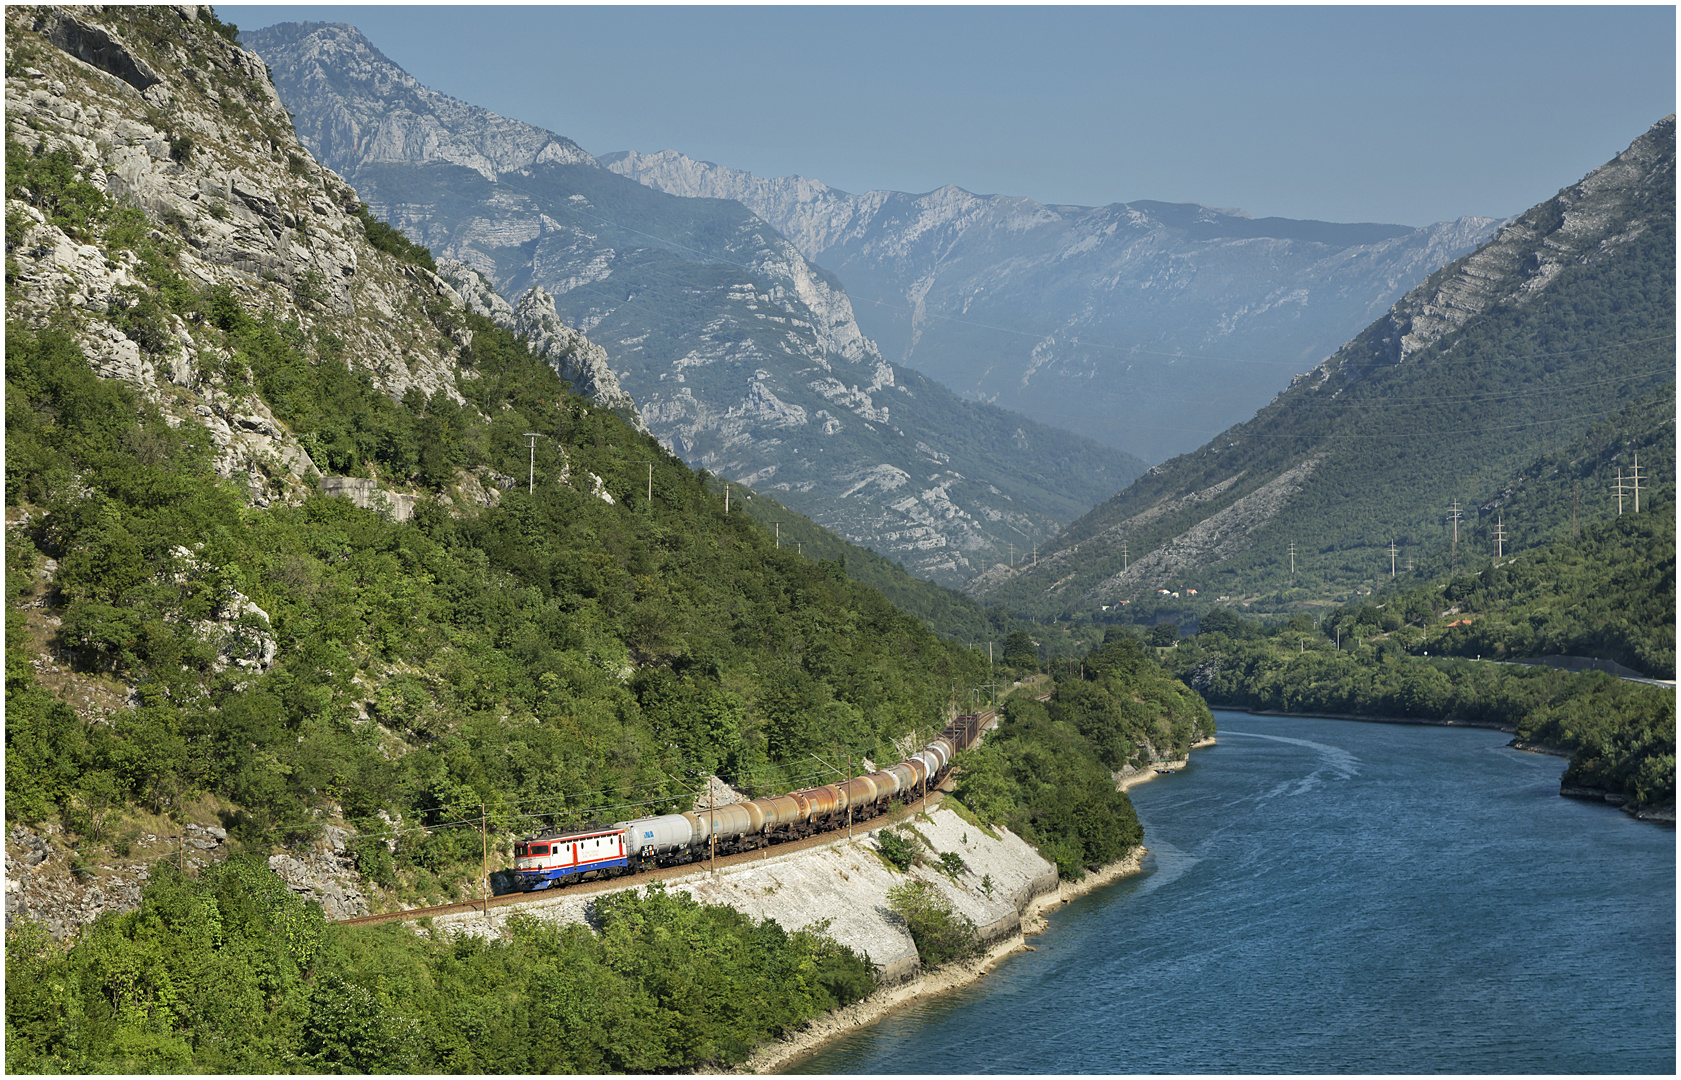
[977,117,1675,615]
[6,313,988,877]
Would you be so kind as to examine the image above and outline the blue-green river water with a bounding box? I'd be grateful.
[792,712,1675,1074]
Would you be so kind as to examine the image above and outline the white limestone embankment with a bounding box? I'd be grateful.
[433,805,1060,986]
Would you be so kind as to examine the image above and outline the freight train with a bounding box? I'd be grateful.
[512,714,983,890]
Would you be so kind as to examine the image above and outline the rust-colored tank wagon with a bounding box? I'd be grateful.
[887,761,919,794]
[791,784,841,820]
[866,769,902,799]
[754,794,804,829]
[838,774,879,809]
[682,801,760,844]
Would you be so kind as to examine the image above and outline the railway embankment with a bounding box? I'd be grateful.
[434,804,1060,985]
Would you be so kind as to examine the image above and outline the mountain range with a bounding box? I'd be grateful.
[241,21,1148,587]
[602,151,1502,462]
[967,116,1676,615]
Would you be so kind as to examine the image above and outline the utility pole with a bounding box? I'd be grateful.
[1448,501,1462,569]
[709,782,717,876]
[846,749,853,841]
[646,462,653,504]
[522,433,542,494]
[1631,453,1643,513]
[480,803,489,923]
[1493,512,1507,559]
[1388,541,1398,578]
[773,521,782,548]
[1613,468,1629,515]
[1288,541,1297,577]
[724,483,730,513]
[1122,539,1129,572]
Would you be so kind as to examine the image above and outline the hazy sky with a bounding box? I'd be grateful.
[226,5,1675,225]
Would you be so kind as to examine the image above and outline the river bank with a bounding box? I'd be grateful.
[741,736,1216,1074]
[741,843,1150,1074]
[1222,704,1517,733]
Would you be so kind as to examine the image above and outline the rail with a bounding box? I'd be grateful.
[336,707,1001,927]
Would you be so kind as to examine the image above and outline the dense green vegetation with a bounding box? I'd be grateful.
[955,642,1214,879]
[4,860,873,1073]
[1321,509,1675,679]
[5,305,987,898]
[1163,608,1674,812]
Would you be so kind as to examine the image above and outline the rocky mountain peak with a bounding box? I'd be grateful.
[239,21,596,182]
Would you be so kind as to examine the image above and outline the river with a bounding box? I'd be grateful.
[791,711,1676,1074]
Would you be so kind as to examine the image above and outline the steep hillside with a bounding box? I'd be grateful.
[242,21,1147,587]
[970,116,1676,615]
[4,4,996,936]
[603,148,1500,462]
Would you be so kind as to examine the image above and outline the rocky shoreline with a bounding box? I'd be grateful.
[738,736,1216,1074]
[740,844,1150,1075]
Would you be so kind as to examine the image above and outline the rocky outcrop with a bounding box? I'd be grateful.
[604,148,1502,463]
[319,476,416,522]
[267,824,370,921]
[6,821,229,939]
[434,259,645,428]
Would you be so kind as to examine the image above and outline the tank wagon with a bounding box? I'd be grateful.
[513,716,984,890]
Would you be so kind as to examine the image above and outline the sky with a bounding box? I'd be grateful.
[225,5,1675,226]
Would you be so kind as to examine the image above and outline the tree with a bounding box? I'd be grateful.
[1149,623,1180,647]
[1003,630,1038,670]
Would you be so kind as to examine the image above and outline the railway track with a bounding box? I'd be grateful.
[339,709,999,928]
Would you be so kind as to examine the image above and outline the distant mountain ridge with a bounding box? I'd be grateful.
[964,115,1676,613]
[243,21,1146,587]
[602,148,1502,462]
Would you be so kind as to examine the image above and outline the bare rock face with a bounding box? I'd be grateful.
[435,259,645,429]
[266,824,369,921]
[6,822,230,939]
[5,4,471,509]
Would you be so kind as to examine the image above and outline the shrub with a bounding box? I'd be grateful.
[886,878,979,967]
[876,828,917,872]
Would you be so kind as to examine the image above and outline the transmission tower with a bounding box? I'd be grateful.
[1121,540,1129,571]
[1288,541,1297,578]
[1630,452,1643,513]
[1388,541,1398,578]
[1448,501,1463,569]
[1612,469,1629,515]
[1492,512,1507,559]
